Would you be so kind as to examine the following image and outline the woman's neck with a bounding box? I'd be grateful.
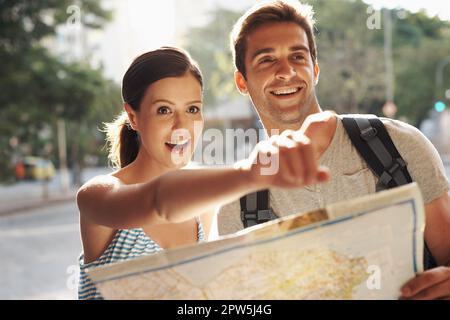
[117,149,174,185]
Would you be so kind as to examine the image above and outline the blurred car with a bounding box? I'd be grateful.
[19,156,55,181]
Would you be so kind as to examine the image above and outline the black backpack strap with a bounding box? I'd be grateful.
[240,190,277,228]
[342,115,437,270]
[342,116,412,190]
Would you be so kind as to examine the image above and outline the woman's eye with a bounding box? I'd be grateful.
[157,106,171,114]
[188,106,200,113]
[293,54,305,61]
[188,105,201,113]
[187,106,200,114]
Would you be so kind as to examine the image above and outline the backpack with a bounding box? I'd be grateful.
[239,115,438,270]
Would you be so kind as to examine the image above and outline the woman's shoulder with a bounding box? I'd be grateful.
[76,172,124,208]
[78,172,122,192]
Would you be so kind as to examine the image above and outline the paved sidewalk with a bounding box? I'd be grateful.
[0,167,112,216]
[0,190,77,216]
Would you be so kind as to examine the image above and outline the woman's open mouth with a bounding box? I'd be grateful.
[165,139,191,154]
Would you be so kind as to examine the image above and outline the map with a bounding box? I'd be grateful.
[86,183,424,300]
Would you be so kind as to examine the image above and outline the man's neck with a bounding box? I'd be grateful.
[260,106,338,161]
[262,103,323,136]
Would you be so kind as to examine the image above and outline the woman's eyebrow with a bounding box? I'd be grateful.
[152,99,175,105]
[151,99,202,106]
[185,100,202,105]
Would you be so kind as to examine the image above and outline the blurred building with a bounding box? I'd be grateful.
[420,109,450,160]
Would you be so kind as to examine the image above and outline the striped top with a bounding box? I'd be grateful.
[78,218,205,300]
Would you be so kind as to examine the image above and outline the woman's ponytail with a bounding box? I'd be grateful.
[103,111,139,169]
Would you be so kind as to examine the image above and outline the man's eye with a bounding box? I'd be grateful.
[293,55,305,61]
[259,57,274,64]
[157,106,171,114]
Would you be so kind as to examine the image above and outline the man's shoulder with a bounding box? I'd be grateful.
[376,116,433,151]
[337,114,425,143]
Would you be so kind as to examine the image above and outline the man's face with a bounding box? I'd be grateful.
[236,22,320,128]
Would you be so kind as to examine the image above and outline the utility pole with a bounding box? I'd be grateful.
[434,56,450,154]
[435,56,450,99]
[57,118,70,193]
[382,8,397,118]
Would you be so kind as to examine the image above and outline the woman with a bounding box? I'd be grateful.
[77,47,329,299]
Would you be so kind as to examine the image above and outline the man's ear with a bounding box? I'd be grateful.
[124,103,138,131]
[314,62,320,86]
[235,70,249,95]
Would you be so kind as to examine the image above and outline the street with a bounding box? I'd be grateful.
[0,163,449,299]
[0,201,80,299]
[0,167,111,300]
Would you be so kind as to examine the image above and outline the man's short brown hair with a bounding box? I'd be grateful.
[230,0,317,79]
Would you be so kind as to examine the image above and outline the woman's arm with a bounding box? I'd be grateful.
[77,132,330,229]
[76,167,260,229]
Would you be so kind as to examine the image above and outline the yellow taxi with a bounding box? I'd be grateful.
[22,156,55,180]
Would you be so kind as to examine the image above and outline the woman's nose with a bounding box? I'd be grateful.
[171,113,196,142]
[172,112,188,129]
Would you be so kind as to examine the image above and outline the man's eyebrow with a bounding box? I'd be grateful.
[290,45,310,53]
[251,45,310,61]
[251,48,275,61]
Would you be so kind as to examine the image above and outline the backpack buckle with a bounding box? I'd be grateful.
[241,209,275,227]
[360,127,378,141]
[379,158,407,187]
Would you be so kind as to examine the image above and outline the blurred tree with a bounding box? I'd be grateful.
[310,0,386,114]
[0,0,120,183]
[183,7,242,107]
[392,12,450,127]
[183,0,450,129]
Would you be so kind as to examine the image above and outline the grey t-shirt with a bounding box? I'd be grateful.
[218,115,450,235]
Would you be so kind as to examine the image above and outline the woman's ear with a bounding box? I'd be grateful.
[124,103,138,131]
[235,70,249,95]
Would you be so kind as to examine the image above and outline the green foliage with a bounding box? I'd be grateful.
[0,0,120,182]
[183,8,242,107]
[183,0,450,127]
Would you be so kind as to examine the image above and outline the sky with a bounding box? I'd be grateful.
[93,0,450,82]
[364,0,450,21]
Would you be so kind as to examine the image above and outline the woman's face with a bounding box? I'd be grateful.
[128,72,204,169]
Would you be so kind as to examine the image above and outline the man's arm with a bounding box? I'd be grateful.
[400,192,450,299]
[425,192,450,266]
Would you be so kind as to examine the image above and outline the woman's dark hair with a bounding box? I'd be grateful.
[103,47,203,169]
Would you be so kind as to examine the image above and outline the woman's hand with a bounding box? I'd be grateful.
[239,130,330,190]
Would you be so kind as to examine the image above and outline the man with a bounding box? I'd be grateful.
[218,0,450,299]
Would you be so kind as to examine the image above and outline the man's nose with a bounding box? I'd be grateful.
[275,59,296,81]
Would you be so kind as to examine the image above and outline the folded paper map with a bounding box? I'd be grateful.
[86,183,424,299]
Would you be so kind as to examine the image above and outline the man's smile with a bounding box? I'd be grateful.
[269,86,303,100]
